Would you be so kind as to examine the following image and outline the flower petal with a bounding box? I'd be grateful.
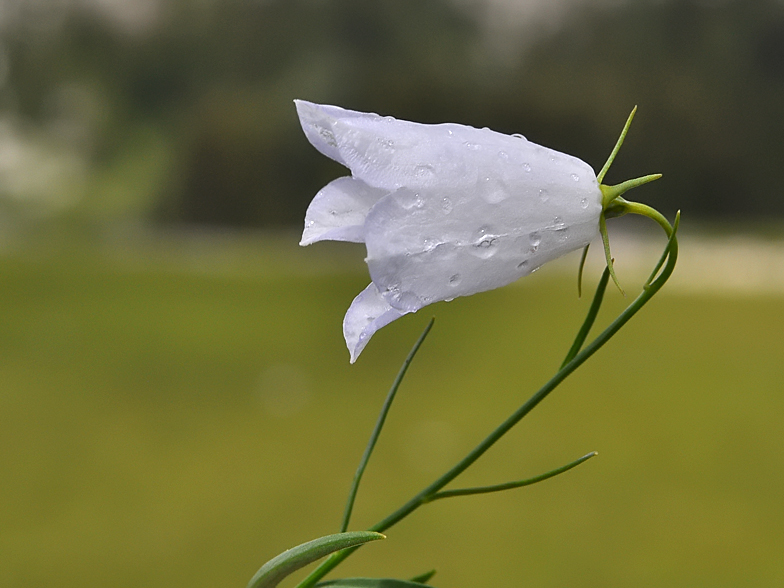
[300,177,388,245]
[343,282,409,363]
[363,168,602,312]
[295,100,368,166]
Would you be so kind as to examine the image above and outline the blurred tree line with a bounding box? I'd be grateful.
[1,0,783,229]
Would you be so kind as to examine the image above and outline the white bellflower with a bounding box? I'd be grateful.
[296,100,604,362]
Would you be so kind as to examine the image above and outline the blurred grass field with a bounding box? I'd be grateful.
[1,231,783,588]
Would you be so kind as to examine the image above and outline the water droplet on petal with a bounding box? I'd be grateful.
[399,191,424,210]
[580,197,589,209]
[472,227,500,258]
[512,133,526,140]
[539,189,549,203]
[523,163,531,173]
[317,126,337,147]
[449,273,461,286]
[529,231,541,252]
[415,164,435,179]
[498,150,509,160]
[441,197,453,214]
[464,141,481,150]
[570,173,580,182]
[517,260,529,270]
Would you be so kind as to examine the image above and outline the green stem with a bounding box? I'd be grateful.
[340,318,435,532]
[297,221,679,588]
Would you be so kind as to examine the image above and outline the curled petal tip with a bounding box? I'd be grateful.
[343,283,409,363]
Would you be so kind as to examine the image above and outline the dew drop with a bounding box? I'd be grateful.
[317,126,337,147]
[415,164,435,179]
[498,150,509,160]
[517,260,529,270]
[441,197,453,214]
[423,237,438,252]
[444,297,455,302]
[449,273,461,286]
[529,231,541,252]
[329,209,337,216]
[473,237,498,258]
[539,189,549,203]
[306,220,315,228]
[512,133,526,140]
[570,173,580,182]
[580,197,589,209]
[523,163,531,173]
[464,141,482,150]
[399,192,424,210]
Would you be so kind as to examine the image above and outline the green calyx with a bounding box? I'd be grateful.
[585,106,673,295]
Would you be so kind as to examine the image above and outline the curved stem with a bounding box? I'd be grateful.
[297,219,679,588]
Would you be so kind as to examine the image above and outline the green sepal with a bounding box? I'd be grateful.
[248,532,385,588]
[316,579,433,588]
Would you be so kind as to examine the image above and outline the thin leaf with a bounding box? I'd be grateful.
[577,244,590,298]
[341,318,435,532]
[645,210,681,288]
[562,267,610,370]
[425,452,597,501]
[317,579,433,588]
[248,532,385,588]
[409,570,436,584]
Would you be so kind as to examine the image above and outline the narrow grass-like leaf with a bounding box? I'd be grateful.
[561,267,610,370]
[425,452,597,501]
[577,244,590,298]
[645,210,680,287]
[247,532,385,588]
[409,570,436,584]
[340,318,435,532]
[317,579,433,588]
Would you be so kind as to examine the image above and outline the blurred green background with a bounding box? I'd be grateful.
[1,0,784,587]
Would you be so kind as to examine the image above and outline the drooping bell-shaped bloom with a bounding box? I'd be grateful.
[296,100,603,362]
